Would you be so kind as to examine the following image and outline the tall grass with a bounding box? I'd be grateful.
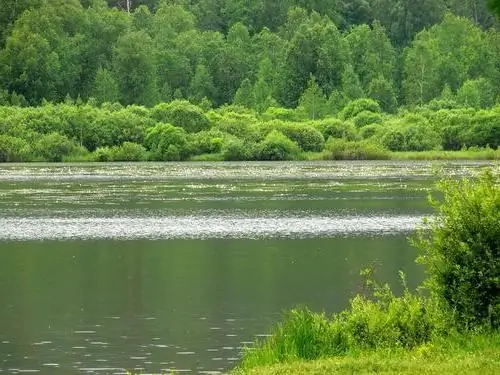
[391,147,500,160]
[239,273,445,370]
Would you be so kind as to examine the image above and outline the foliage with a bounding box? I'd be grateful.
[413,170,500,330]
[322,138,390,160]
[33,132,79,162]
[0,135,31,162]
[145,122,189,161]
[239,273,441,368]
[340,98,381,120]
[151,100,210,133]
[257,130,300,161]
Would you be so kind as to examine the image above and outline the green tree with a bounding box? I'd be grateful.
[297,75,328,119]
[371,0,447,46]
[345,21,396,89]
[189,63,216,104]
[341,64,365,102]
[233,78,255,108]
[112,30,157,106]
[367,74,397,113]
[90,67,119,104]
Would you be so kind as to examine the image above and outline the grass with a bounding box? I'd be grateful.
[390,148,500,160]
[232,333,500,374]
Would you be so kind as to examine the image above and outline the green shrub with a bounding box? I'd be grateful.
[360,124,382,139]
[322,138,390,160]
[380,115,441,151]
[145,123,189,161]
[312,118,358,141]
[215,112,261,142]
[414,170,500,331]
[151,100,209,133]
[221,137,256,161]
[92,146,113,162]
[261,120,325,152]
[189,129,225,155]
[257,130,300,161]
[341,98,381,120]
[353,110,383,128]
[262,106,304,122]
[33,133,79,162]
[111,142,147,161]
[0,135,31,162]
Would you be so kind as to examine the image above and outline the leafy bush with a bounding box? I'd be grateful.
[215,112,261,142]
[145,123,189,161]
[221,136,257,161]
[92,146,114,162]
[261,120,325,152]
[111,142,147,161]
[257,130,300,161]
[322,138,390,160]
[380,115,441,151]
[188,129,225,155]
[353,110,383,128]
[360,124,382,139]
[341,98,381,120]
[312,118,358,141]
[151,100,210,133]
[0,135,31,162]
[414,170,500,331]
[33,133,79,162]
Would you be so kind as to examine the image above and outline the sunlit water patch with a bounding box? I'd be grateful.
[0,214,424,241]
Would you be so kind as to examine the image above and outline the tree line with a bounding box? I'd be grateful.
[0,0,499,109]
[0,0,499,162]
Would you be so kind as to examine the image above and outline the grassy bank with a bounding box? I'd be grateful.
[233,333,500,375]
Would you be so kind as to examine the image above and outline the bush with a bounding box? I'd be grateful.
[145,123,189,161]
[353,110,383,128]
[257,130,300,161]
[111,142,147,161]
[151,100,210,133]
[188,129,225,155]
[414,170,500,330]
[360,124,382,139]
[261,120,325,152]
[312,118,358,141]
[92,146,113,162]
[221,137,256,161]
[33,133,79,162]
[0,135,31,162]
[322,138,390,160]
[341,98,381,120]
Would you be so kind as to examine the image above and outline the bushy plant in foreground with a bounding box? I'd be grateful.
[413,170,500,330]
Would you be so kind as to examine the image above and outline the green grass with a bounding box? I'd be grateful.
[390,148,500,160]
[233,332,500,375]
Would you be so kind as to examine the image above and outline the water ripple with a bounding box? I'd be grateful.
[0,215,424,241]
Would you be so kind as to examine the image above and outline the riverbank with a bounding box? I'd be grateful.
[233,332,500,375]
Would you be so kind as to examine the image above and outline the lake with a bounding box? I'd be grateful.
[0,161,492,374]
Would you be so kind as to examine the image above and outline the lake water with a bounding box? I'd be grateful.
[0,161,493,374]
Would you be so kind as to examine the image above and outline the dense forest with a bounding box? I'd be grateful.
[0,0,499,162]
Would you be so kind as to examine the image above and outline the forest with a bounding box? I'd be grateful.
[0,0,499,162]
